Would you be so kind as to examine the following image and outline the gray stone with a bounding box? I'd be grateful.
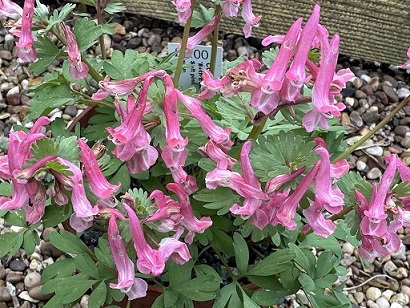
[367,167,382,179]
[382,84,399,103]
[24,272,41,289]
[39,240,63,258]
[356,160,367,171]
[390,303,403,308]
[147,33,161,46]
[28,285,53,301]
[384,260,398,275]
[18,291,39,303]
[361,106,380,124]
[365,146,383,157]
[366,287,382,301]
[355,89,367,99]
[64,105,78,117]
[342,242,355,255]
[394,125,409,136]
[398,87,410,99]
[126,37,142,49]
[350,111,363,127]
[354,292,364,303]
[0,50,12,61]
[376,297,390,308]
[0,287,11,302]
[377,91,389,105]
[369,77,380,92]
[6,271,24,283]
[361,84,374,95]
[383,75,398,88]
[360,74,371,83]
[3,34,15,51]
[401,285,410,298]
[390,293,409,305]
[9,260,26,272]
[400,136,410,149]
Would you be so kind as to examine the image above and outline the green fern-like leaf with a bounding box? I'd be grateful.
[31,139,59,160]
[251,132,317,182]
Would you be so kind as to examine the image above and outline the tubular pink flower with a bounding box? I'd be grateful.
[13,155,57,184]
[302,34,345,132]
[54,158,99,218]
[166,183,212,243]
[313,144,346,214]
[303,198,336,238]
[61,22,88,80]
[91,70,167,100]
[222,0,242,17]
[282,5,320,102]
[108,215,136,292]
[0,0,22,19]
[241,0,261,38]
[276,162,319,230]
[176,91,232,151]
[78,138,120,199]
[251,190,289,230]
[146,190,183,232]
[172,0,192,24]
[16,0,36,62]
[200,59,262,101]
[123,201,190,276]
[185,14,221,52]
[265,166,306,194]
[250,18,302,114]
[198,140,236,170]
[229,141,266,218]
[360,155,397,237]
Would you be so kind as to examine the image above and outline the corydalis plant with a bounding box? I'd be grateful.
[0,0,410,307]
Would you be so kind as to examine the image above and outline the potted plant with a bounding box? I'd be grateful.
[0,0,410,307]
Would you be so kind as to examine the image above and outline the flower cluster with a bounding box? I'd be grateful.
[200,4,354,132]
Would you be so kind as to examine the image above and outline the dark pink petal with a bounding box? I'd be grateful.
[186,14,221,51]
[108,215,135,292]
[78,138,120,199]
[303,198,335,238]
[16,0,36,62]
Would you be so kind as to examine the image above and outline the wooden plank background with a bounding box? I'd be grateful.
[119,0,410,65]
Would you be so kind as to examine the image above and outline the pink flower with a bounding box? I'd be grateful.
[185,13,221,52]
[172,0,192,23]
[199,59,262,99]
[166,183,212,244]
[61,22,89,80]
[78,138,120,200]
[250,18,302,114]
[91,70,167,100]
[241,0,261,38]
[360,155,397,237]
[302,34,346,132]
[123,200,191,276]
[303,198,336,238]
[108,215,137,292]
[106,80,159,174]
[281,5,320,102]
[54,158,99,218]
[399,47,410,70]
[198,140,236,170]
[222,0,242,17]
[176,90,232,151]
[0,0,23,19]
[146,190,183,232]
[313,139,347,214]
[276,162,319,230]
[229,141,267,218]
[15,0,36,62]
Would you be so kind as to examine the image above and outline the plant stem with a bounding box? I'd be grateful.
[125,300,131,308]
[329,205,354,222]
[248,114,268,140]
[49,25,103,82]
[173,0,195,87]
[213,247,237,281]
[209,5,221,75]
[332,96,410,163]
[96,0,107,61]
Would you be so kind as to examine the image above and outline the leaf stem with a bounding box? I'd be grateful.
[213,246,237,281]
[173,0,195,87]
[247,115,268,140]
[209,5,221,75]
[332,96,410,163]
[96,0,107,61]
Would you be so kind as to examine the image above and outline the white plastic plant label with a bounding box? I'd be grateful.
[168,42,223,90]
